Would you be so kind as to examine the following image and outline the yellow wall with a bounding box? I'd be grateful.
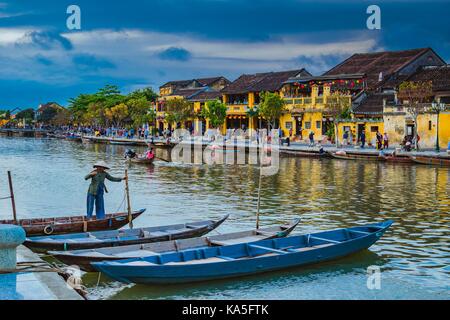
[280,113,296,137]
[438,112,450,150]
[337,121,384,146]
[384,111,449,149]
[301,112,323,139]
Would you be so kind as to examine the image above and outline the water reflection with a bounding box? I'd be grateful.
[0,137,449,299]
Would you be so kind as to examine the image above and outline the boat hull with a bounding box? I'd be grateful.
[24,215,228,252]
[49,220,300,272]
[0,209,145,237]
[412,156,450,166]
[93,221,392,284]
[330,152,383,161]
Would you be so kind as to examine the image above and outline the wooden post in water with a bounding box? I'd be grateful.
[124,169,133,229]
[256,157,263,230]
[7,171,17,224]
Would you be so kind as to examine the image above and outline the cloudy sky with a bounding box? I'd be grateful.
[0,0,449,109]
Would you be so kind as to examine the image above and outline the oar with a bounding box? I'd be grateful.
[124,169,133,229]
[155,156,170,163]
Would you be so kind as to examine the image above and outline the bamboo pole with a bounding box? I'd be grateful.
[256,154,263,230]
[124,169,133,229]
[7,171,17,224]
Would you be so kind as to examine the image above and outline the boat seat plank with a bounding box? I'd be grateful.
[248,244,288,254]
[309,236,340,244]
[115,250,158,258]
[209,235,265,246]
[125,261,157,266]
[216,255,235,261]
[293,243,333,252]
[165,257,228,265]
[348,230,370,235]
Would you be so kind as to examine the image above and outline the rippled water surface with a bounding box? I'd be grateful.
[0,137,449,299]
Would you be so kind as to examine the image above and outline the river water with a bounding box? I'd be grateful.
[0,136,448,300]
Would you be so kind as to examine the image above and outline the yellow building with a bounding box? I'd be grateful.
[280,74,366,142]
[221,69,311,135]
[382,65,450,150]
[156,76,230,133]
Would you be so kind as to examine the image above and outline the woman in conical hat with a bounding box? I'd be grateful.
[84,161,125,220]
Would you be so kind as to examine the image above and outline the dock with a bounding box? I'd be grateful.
[0,245,84,300]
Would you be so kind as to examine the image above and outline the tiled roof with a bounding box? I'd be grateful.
[222,69,308,94]
[353,93,395,115]
[323,48,441,89]
[405,65,450,92]
[170,88,206,99]
[160,76,229,89]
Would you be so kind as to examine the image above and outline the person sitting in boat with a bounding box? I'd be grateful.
[144,144,155,160]
[85,161,125,220]
[124,149,137,159]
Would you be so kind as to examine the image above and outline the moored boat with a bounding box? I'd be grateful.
[379,154,414,163]
[329,151,383,161]
[25,215,229,252]
[91,220,392,284]
[280,150,328,158]
[0,209,145,237]
[49,219,300,272]
[411,155,450,166]
[128,157,155,165]
[110,140,139,146]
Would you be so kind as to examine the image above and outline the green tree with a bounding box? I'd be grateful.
[165,98,194,128]
[105,103,129,128]
[201,100,227,129]
[326,93,352,146]
[15,108,35,121]
[258,91,285,130]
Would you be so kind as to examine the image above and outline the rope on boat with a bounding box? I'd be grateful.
[0,261,89,299]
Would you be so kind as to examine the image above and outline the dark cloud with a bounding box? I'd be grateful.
[72,54,115,70]
[158,47,192,61]
[16,31,73,50]
[34,55,53,66]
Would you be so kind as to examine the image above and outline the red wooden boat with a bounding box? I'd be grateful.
[329,151,383,161]
[411,156,450,167]
[0,209,145,236]
[379,154,414,163]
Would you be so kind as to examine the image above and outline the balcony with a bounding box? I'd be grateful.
[283,95,352,111]
[226,104,248,114]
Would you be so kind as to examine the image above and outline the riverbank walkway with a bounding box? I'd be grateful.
[83,135,450,158]
[0,245,84,300]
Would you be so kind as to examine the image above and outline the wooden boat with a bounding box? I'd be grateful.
[49,219,300,272]
[91,220,392,284]
[110,140,138,146]
[411,156,450,167]
[380,154,414,163]
[24,215,229,252]
[281,150,328,158]
[0,209,145,237]
[329,151,383,161]
[128,157,154,165]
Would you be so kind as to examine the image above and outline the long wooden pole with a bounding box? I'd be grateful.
[256,155,263,230]
[124,169,133,229]
[7,171,17,224]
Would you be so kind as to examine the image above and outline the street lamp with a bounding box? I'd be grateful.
[431,102,446,152]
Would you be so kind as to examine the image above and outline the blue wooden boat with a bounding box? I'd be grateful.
[24,215,229,252]
[92,220,393,284]
[49,219,300,272]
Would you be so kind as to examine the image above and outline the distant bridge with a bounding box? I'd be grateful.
[0,128,50,137]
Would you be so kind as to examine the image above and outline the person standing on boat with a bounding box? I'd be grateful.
[85,161,125,220]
